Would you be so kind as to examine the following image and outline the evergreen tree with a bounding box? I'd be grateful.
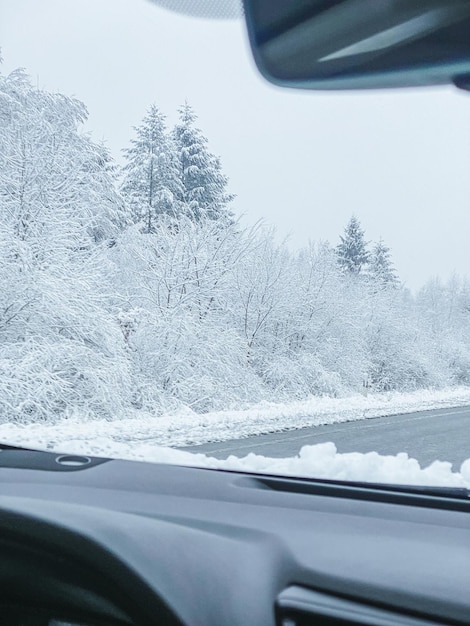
[172,102,234,222]
[121,104,182,232]
[369,238,399,287]
[336,216,369,275]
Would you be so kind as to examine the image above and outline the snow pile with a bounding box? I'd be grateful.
[208,444,470,488]
[8,435,470,488]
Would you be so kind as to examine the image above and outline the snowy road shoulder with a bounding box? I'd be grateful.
[1,387,470,487]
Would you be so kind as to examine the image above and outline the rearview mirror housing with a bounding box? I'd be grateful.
[242,0,470,91]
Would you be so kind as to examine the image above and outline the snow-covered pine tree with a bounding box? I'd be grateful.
[369,238,399,287]
[121,104,183,232]
[336,216,370,275]
[172,102,234,222]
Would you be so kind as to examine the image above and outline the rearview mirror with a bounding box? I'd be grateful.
[242,0,470,91]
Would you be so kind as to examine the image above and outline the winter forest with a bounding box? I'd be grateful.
[1,63,470,424]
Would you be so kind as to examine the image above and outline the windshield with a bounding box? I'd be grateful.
[1,0,470,489]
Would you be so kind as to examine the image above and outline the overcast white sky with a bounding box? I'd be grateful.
[2,0,470,290]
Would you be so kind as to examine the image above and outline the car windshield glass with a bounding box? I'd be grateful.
[1,0,470,490]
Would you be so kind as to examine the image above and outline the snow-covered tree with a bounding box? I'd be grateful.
[336,216,369,275]
[110,217,261,412]
[121,104,183,231]
[0,68,125,249]
[369,238,399,288]
[231,229,291,365]
[0,64,131,422]
[172,102,234,222]
[417,276,470,385]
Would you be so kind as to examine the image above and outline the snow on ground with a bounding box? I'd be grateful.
[1,387,470,487]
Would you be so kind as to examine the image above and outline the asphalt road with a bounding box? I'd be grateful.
[180,405,470,469]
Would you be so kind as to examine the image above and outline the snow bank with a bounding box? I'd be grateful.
[1,387,470,487]
[1,386,469,450]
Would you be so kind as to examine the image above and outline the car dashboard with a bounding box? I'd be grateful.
[0,445,469,625]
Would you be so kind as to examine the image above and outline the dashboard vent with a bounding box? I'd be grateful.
[276,586,446,626]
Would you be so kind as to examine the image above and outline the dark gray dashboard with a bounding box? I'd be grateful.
[0,446,469,625]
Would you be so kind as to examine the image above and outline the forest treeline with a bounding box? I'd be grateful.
[1,65,469,422]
